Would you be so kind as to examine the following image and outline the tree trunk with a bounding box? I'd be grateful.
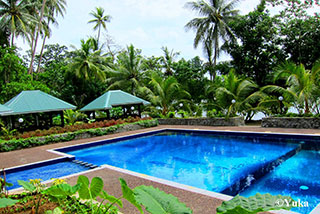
[28,0,47,74]
[305,97,309,114]
[11,31,14,47]
[37,34,47,73]
[97,25,101,44]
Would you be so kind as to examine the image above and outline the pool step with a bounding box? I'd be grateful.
[221,144,302,196]
[72,160,98,169]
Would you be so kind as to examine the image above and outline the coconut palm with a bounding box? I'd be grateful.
[107,45,145,95]
[88,7,111,44]
[36,0,67,73]
[262,61,320,114]
[139,72,190,116]
[0,0,36,47]
[215,70,260,118]
[185,0,239,80]
[160,46,179,76]
[67,38,107,81]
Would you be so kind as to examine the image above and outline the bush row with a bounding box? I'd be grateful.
[15,117,149,140]
[0,119,158,152]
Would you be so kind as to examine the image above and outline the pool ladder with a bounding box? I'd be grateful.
[72,160,98,169]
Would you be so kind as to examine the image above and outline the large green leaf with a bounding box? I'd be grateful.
[119,178,143,213]
[134,185,192,214]
[90,177,103,198]
[77,175,90,199]
[100,190,123,207]
[216,193,294,214]
[45,183,81,199]
[17,180,36,192]
[77,175,103,199]
[0,198,18,208]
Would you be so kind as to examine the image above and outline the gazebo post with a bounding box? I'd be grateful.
[60,111,65,127]
[10,115,15,129]
[106,110,110,120]
[138,104,141,118]
[49,112,53,127]
[34,114,39,128]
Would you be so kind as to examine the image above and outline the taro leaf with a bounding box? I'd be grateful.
[18,180,36,192]
[45,183,81,198]
[77,175,103,199]
[77,175,90,199]
[216,193,294,214]
[90,177,104,198]
[100,190,123,207]
[0,198,18,208]
[134,185,192,214]
[119,178,143,214]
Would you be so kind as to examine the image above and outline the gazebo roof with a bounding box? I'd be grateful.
[4,90,76,115]
[0,104,12,115]
[80,90,150,112]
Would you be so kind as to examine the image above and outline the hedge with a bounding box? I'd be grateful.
[0,119,158,152]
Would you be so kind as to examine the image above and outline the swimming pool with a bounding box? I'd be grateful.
[3,129,320,213]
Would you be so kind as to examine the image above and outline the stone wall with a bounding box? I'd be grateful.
[158,117,245,126]
[261,117,320,129]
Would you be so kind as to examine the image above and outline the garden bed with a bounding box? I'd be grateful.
[0,119,158,152]
[261,117,320,129]
[158,117,245,126]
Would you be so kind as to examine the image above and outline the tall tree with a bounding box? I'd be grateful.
[223,1,285,86]
[88,7,111,44]
[107,45,145,95]
[185,0,239,80]
[37,0,67,73]
[0,0,36,47]
[67,38,107,81]
[160,46,179,76]
[139,72,190,116]
[28,0,47,74]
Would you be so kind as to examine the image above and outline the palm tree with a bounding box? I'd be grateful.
[37,0,67,73]
[262,61,320,114]
[88,7,111,44]
[107,44,145,95]
[67,38,107,81]
[28,0,47,74]
[0,0,36,47]
[139,72,190,116]
[160,46,179,76]
[215,70,260,118]
[185,0,239,80]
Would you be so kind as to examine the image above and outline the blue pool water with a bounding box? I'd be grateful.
[241,150,320,214]
[67,132,300,193]
[4,161,89,190]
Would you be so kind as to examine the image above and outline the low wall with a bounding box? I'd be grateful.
[261,117,320,129]
[158,117,245,126]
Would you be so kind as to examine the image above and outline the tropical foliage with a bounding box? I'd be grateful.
[0,0,320,126]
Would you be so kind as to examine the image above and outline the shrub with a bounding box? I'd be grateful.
[167,112,175,118]
[0,119,158,152]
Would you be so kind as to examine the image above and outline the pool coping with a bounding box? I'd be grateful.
[3,126,320,214]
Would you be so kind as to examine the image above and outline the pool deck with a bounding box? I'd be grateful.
[1,125,317,214]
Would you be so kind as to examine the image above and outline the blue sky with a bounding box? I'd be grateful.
[17,0,261,61]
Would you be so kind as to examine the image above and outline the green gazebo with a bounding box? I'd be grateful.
[80,90,150,119]
[0,104,12,115]
[3,90,76,128]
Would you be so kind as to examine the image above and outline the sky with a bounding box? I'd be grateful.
[17,0,262,61]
